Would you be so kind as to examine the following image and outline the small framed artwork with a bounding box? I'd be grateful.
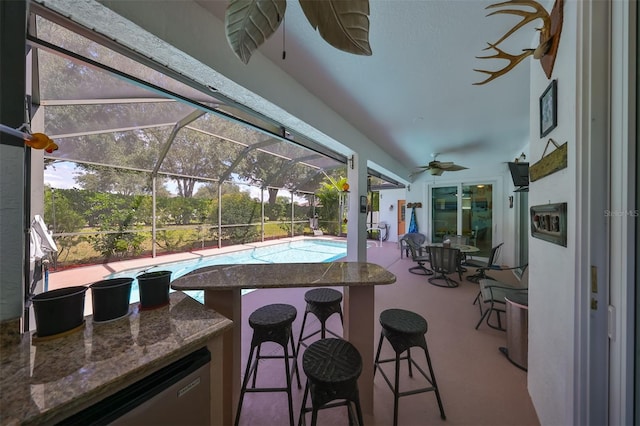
[360,195,367,213]
[539,79,558,137]
[530,202,567,247]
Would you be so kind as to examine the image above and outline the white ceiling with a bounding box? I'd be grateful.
[195,0,536,178]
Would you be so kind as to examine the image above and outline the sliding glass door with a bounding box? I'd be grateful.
[431,183,493,257]
[431,187,458,242]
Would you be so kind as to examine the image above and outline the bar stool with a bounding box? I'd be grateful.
[374,308,446,426]
[298,338,364,426]
[296,288,344,354]
[235,303,301,426]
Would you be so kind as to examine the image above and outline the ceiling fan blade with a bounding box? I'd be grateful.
[409,169,427,178]
[444,164,468,171]
[414,158,468,177]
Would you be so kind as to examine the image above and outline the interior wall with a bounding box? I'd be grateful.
[526,1,581,424]
[377,188,405,243]
[609,0,637,424]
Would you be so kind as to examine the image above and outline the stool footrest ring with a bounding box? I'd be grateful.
[298,328,343,347]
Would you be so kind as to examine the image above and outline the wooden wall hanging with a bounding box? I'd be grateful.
[407,202,422,208]
[540,0,564,79]
[530,202,567,247]
[529,138,567,182]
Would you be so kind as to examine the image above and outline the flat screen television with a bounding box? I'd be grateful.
[508,162,529,190]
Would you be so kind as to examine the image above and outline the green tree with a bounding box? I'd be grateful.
[157,116,247,198]
[43,187,85,262]
[195,182,242,199]
[213,192,261,244]
[86,193,146,259]
[237,142,323,205]
[315,175,348,235]
[156,196,211,225]
[264,195,290,221]
[74,163,153,196]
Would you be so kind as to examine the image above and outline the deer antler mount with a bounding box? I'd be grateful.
[474,0,564,85]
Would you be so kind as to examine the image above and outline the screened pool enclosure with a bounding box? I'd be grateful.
[28,9,399,269]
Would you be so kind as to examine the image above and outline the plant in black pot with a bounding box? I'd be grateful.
[31,286,88,338]
[136,271,172,310]
[90,277,134,322]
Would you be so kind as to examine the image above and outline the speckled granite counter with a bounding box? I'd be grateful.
[171,261,396,423]
[0,291,232,426]
[172,261,397,290]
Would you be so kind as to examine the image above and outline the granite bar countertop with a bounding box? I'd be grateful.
[171,261,396,291]
[0,291,232,426]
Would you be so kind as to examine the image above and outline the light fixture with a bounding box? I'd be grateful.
[516,152,526,163]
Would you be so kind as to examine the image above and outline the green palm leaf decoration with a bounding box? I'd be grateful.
[225,0,371,64]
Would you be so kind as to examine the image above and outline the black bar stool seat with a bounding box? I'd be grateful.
[235,303,301,426]
[374,308,446,426]
[299,338,364,426]
[296,288,344,354]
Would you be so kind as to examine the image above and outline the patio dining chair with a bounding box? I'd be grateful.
[475,265,528,330]
[466,242,504,283]
[399,232,426,259]
[427,246,461,288]
[404,236,433,276]
[443,234,470,264]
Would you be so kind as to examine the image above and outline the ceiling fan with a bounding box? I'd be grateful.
[412,153,468,177]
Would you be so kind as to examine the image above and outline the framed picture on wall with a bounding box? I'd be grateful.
[539,79,558,137]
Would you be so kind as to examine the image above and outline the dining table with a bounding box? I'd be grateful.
[426,242,480,255]
[171,261,396,425]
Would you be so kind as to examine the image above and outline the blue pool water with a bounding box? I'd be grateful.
[108,239,347,304]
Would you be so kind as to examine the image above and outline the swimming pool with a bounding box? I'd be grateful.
[108,239,348,304]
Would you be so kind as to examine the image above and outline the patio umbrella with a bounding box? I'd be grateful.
[408,207,418,233]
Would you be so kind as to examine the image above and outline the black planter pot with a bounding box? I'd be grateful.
[32,286,88,338]
[136,271,172,310]
[90,277,134,322]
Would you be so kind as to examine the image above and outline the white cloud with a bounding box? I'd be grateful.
[44,162,79,189]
